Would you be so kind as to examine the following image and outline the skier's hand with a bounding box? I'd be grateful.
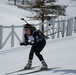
[20,42,28,46]
[28,42,34,45]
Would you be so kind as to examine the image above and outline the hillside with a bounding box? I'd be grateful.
[0,34,76,75]
[0,0,35,26]
[0,0,76,26]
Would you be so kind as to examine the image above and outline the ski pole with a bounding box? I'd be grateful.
[21,18,28,24]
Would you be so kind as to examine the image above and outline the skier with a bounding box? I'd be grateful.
[20,24,48,69]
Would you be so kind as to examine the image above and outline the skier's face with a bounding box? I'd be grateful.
[24,28,31,35]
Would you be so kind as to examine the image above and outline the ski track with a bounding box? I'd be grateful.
[0,35,76,75]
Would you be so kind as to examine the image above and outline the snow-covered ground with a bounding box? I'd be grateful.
[0,0,76,26]
[0,0,76,75]
[58,0,76,17]
[0,34,76,75]
[0,0,39,26]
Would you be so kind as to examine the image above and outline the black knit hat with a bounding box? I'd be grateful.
[24,24,36,30]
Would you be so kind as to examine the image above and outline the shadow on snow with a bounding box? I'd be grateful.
[53,69,76,74]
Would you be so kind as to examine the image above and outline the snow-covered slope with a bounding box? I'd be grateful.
[58,0,76,17]
[0,34,76,75]
[0,0,33,26]
[0,0,76,26]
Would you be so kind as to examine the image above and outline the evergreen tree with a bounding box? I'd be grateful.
[18,0,67,33]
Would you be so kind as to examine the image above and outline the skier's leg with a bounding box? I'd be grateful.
[35,39,46,60]
[29,46,36,60]
[35,50,44,61]
[24,46,36,69]
[35,39,48,69]
[35,51,48,69]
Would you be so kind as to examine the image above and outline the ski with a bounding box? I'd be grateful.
[18,67,60,75]
[6,66,40,75]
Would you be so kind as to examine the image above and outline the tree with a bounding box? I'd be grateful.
[17,0,67,33]
[22,0,25,5]
[14,0,16,5]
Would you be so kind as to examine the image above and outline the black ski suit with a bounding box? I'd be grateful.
[24,30,46,61]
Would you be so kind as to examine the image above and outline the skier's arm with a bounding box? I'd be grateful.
[20,34,29,46]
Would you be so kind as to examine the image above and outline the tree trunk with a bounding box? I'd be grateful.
[14,0,16,5]
[42,11,44,33]
[41,0,45,33]
[22,0,24,5]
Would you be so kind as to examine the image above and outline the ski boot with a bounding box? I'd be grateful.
[24,60,32,69]
[41,60,48,70]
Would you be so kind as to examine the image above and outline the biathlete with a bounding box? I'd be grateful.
[20,24,48,69]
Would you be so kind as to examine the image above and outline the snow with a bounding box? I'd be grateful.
[57,0,76,17]
[0,0,76,26]
[0,34,76,75]
[0,0,39,26]
[0,0,76,75]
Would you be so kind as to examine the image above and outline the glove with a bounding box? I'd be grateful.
[28,42,34,45]
[20,42,28,46]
